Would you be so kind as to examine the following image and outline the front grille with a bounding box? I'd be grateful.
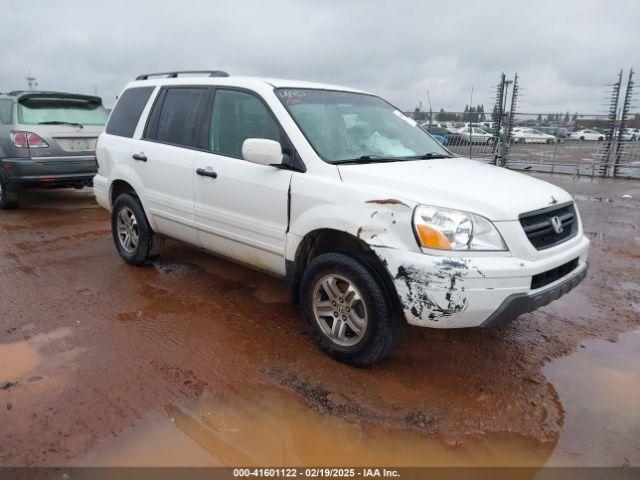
[531,257,579,289]
[519,202,578,250]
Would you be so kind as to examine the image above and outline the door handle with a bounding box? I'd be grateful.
[132,153,147,162]
[196,168,218,179]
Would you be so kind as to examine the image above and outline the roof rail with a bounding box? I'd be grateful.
[135,70,230,81]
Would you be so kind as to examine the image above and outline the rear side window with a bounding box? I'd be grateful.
[210,89,281,158]
[0,100,13,124]
[106,87,154,138]
[145,87,208,148]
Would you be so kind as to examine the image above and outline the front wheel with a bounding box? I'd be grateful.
[111,193,164,266]
[300,252,403,366]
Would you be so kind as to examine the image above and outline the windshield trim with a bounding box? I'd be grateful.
[274,87,455,165]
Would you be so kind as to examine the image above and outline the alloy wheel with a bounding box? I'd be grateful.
[116,206,139,253]
[312,274,368,347]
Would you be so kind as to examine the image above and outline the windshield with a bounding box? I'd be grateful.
[276,88,450,163]
[17,97,109,125]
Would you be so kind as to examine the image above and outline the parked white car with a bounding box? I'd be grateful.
[621,128,639,141]
[456,126,496,144]
[511,128,557,144]
[569,129,605,141]
[94,71,589,365]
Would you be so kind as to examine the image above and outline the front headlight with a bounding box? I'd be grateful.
[413,205,507,251]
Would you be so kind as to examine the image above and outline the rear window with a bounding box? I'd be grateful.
[0,99,13,124]
[17,97,108,126]
[106,87,154,138]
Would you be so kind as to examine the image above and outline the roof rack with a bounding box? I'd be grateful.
[135,70,230,81]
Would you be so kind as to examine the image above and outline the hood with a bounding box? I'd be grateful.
[337,157,572,221]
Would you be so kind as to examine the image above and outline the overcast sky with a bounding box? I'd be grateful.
[1,0,638,113]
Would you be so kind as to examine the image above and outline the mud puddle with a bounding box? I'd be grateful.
[81,330,640,468]
[81,386,551,467]
[0,327,72,383]
[544,329,640,466]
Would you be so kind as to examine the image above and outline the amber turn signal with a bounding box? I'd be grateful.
[416,224,452,250]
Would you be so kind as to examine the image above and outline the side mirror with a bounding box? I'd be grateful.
[242,138,283,167]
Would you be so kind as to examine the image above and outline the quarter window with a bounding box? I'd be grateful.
[106,87,154,138]
[209,89,281,158]
[150,87,209,148]
[0,100,13,124]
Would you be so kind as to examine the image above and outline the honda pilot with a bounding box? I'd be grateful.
[94,71,589,365]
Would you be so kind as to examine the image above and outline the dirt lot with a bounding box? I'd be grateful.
[1,172,639,467]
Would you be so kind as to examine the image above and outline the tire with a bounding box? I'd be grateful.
[300,252,403,366]
[546,138,554,144]
[111,193,164,266]
[598,137,604,141]
[579,136,585,141]
[0,173,21,210]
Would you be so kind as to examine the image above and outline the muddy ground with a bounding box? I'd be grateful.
[0,172,639,467]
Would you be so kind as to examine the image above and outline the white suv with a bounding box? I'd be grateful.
[94,71,589,366]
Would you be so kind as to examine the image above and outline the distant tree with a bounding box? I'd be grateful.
[537,114,543,123]
[564,111,570,123]
[573,112,578,121]
[477,104,486,121]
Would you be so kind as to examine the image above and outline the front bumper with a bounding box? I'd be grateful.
[1,157,97,188]
[480,263,587,327]
[377,233,589,328]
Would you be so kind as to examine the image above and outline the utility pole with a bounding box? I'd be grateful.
[468,86,474,158]
[427,90,433,128]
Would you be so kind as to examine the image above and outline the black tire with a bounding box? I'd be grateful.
[111,193,164,266]
[579,136,585,141]
[0,173,21,210]
[300,252,403,366]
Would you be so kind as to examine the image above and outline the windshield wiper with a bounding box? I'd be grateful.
[403,152,453,160]
[336,155,407,165]
[37,121,83,127]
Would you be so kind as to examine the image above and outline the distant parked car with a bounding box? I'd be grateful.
[456,126,497,144]
[422,125,462,145]
[0,90,108,208]
[569,129,605,141]
[621,128,638,141]
[538,127,569,139]
[511,128,558,144]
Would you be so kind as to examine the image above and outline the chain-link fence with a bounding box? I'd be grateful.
[410,110,640,178]
[501,112,640,178]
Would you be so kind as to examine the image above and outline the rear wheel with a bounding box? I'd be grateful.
[0,174,20,210]
[111,193,164,266]
[300,252,403,366]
